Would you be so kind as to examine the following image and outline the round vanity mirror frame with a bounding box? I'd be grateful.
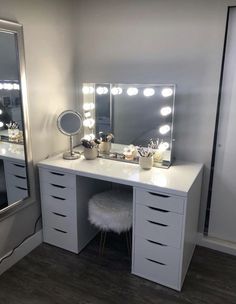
[57,110,82,160]
[57,110,82,136]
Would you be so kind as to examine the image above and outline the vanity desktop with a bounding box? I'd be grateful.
[38,155,203,291]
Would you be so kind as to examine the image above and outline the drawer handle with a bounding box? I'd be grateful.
[50,171,65,177]
[16,186,27,191]
[146,258,166,266]
[147,239,167,247]
[50,183,66,189]
[13,164,25,168]
[149,192,170,198]
[51,195,66,201]
[53,228,67,234]
[52,212,67,218]
[147,220,168,227]
[14,175,26,180]
[147,206,169,213]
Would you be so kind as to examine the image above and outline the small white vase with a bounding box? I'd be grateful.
[99,141,111,154]
[84,147,98,160]
[139,156,153,170]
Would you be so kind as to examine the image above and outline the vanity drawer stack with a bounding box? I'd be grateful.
[4,159,28,205]
[39,168,79,253]
[132,187,186,290]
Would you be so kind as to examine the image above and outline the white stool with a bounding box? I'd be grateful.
[88,189,133,255]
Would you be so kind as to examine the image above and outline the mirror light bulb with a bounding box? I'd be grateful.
[0,83,3,90]
[83,103,95,111]
[0,121,4,128]
[96,86,109,95]
[161,88,173,98]
[160,106,172,116]
[83,134,95,141]
[111,87,122,95]
[82,86,94,94]
[84,111,91,118]
[127,87,138,96]
[0,109,3,115]
[143,88,155,97]
[159,142,170,151]
[159,125,170,135]
[83,118,95,128]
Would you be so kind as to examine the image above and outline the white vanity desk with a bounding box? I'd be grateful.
[0,141,28,205]
[38,154,203,291]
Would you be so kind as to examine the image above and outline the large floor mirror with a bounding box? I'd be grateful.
[0,19,34,214]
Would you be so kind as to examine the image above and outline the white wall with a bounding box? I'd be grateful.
[74,0,236,231]
[0,0,75,259]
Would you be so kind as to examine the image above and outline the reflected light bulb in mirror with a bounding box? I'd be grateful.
[83,118,95,128]
[82,86,94,94]
[13,83,20,90]
[83,103,95,111]
[159,142,170,151]
[127,87,138,96]
[161,88,173,98]
[159,125,170,135]
[96,86,109,95]
[0,121,4,128]
[160,106,172,116]
[111,87,122,95]
[0,109,2,115]
[143,88,155,97]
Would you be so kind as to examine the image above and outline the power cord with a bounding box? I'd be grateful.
[0,215,42,265]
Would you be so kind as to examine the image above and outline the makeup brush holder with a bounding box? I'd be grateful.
[99,141,111,154]
[84,147,98,160]
[139,156,153,170]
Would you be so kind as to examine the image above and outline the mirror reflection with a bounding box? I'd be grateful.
[82,83,175,167]
[0,29,28,210]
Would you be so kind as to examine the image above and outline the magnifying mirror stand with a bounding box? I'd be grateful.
[63,135,80,160]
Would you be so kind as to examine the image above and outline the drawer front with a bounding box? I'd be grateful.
[4,160,27,177]
[42,210,77,234]
[7,185,28,205]
[43,226,78,253]
[40,168,76,189]
[135,188,185,214]
[41,193,76,216]
[135,205,183,248]
[8,173,28,189]
[41,182,75,201]
[132,253,179,290]
[135,204,183,229]
[134,236,181,268]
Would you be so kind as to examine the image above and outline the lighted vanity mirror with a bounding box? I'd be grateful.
[82,83,175,168]
[0,19,34,214]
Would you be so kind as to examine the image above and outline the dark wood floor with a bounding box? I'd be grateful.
[0,234,236,304]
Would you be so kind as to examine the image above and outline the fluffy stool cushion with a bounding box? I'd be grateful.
[88,189,133,234]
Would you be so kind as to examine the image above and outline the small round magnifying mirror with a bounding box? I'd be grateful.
[57,110,82,160]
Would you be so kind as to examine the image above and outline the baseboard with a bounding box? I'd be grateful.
[197,233,236,256]
[0,230,43,275]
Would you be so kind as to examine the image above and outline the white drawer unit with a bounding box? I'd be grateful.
[39,168,79,253]
[3,159,29,205]
[39,168,105,254]
[132,182,202,291]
